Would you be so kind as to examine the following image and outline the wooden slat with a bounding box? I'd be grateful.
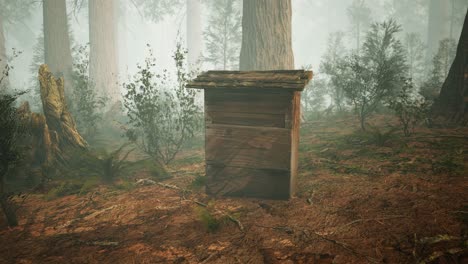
[205,124,291,170]
[196,70,312,81]
[206,165,291,199]
[205,89,292,114]
[206,111,285,127]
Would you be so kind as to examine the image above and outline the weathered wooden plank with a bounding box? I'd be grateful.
[206,111,285,127]
[195,70,312,81]
[187,80,308,90]
[206,165,291,199]
[205,124,291,170]
[289,92,301,196]
[205,90,292,115]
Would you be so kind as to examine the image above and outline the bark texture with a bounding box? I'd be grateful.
[43,0,74,96]
[239,0,294,70]
[432,11,468,124]
[39,64,87,150]
[89,0,119,103]
[427,0,451,60]
[0,16,8,88]
[187,0,203,67]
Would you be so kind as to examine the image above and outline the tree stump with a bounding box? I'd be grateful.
[38,64,87,151]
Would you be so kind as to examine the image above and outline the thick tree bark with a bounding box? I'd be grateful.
[432,11,468,124]
[239,0,294,70]
[426,0,451,61]
[38,64,87,150]
[187,0,203,67]
[0,16,8,89]
[43,0,74,97]
[89,0,120,103]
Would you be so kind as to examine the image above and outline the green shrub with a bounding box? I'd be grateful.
[389,80,429,136]
[195,206,222,233]
[122,43,202,165]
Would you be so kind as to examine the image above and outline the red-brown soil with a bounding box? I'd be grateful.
[1,115,467,264]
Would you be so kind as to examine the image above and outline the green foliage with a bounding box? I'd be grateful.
[69,44,106,139]
[123,43,201,164]
[347,0,372,50]
[190,174,206,190]
[320,32,347,111]
[431,155,463,176]
[389,80,429,136]
[131,0,183,23]
[45,181,82,200]
[403,33,426,86]
[341,19,407,130]
[0,0,34,25]
[420,38,457,102]
[365,125,399,147]
[203,0,242,70]
[195,204,222,233]
[98,144,134,183]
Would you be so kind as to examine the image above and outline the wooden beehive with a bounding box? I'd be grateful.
[186,70,312,200]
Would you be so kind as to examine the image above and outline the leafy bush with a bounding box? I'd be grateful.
[123,43,201,164]
[98,144,134,183]
[340,19,407,130]
[195,205,222,233]
[366,125,399,147]
[70,44,106,139]
[389,80,429,136]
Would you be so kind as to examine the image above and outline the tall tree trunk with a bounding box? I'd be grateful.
[89,0,119,103]
[239,0,294,70]
[187,0,203,68]
[0,16,9,89]
[432,11,468,124]
[43,0,74,97]
[427,0,451,61]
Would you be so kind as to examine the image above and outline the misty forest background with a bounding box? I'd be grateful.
[0,0,467,230]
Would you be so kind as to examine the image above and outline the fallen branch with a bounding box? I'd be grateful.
[156,182,244,232]
[303,230,380,264]
[331,215,408,235]
[254,224,379,264]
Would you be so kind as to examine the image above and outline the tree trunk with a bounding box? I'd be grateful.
[43,0,74,97]
[427,0,451,61]
[187,0,203,68]
[0,16,8,89]
[432,11,468,124]
[239,0,294,70]
[89,0,119,103]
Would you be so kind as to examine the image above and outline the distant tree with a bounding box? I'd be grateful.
[204,0,242,70]
[302,75,328,116]
[426,0,451,62]
[0,0,34,89]
[404,33,426,86]
[89,0,120,103]
[420,38,457,101]
[341,20,407,130]
[347,0,372,51]
[43,0,74,99]
[239,0,294,70]
[131,0,183,23]
[383,0,427,35]
[187,0,203,67]
[320,32,347,111]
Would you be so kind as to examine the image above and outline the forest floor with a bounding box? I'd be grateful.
[1,114,467,264]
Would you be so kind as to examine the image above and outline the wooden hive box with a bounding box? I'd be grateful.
[186,70,312,200]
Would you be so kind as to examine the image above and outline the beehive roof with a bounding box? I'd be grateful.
[186,70,313,91]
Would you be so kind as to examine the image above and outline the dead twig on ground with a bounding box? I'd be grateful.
[156,182,245,232]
